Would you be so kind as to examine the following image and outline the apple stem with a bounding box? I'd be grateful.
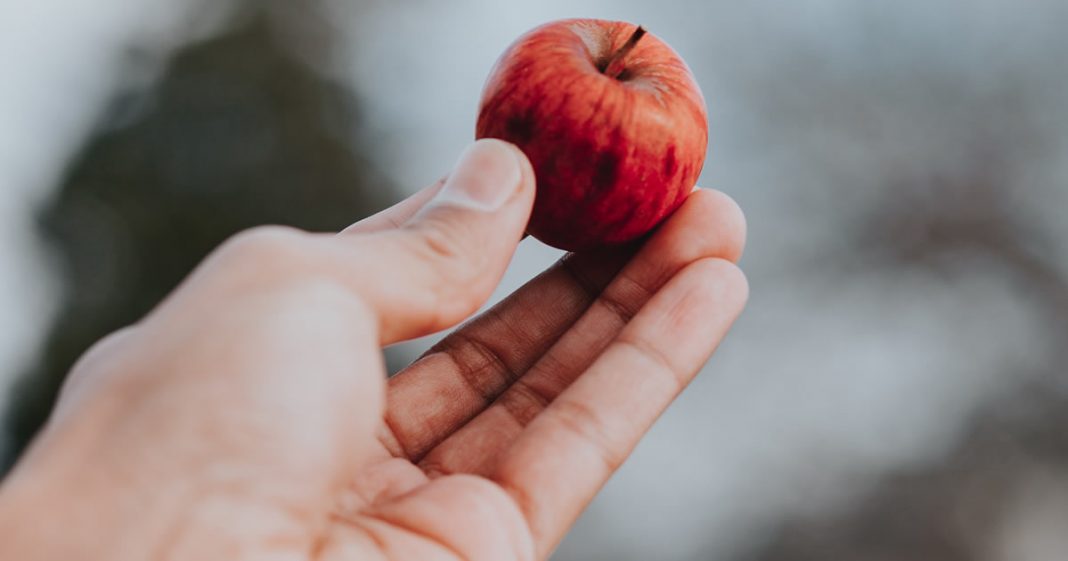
[602,25,647,79]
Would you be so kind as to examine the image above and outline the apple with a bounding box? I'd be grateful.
[476,19,708,251]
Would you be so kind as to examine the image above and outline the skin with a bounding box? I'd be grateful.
[477,19,708,251]
[0,139,747,561]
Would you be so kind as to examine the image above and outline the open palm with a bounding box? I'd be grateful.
[0,141,747,561]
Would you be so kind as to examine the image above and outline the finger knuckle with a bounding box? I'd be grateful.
[417,223,478,277]
[407,222,485,307]
[219,230,370,321]
[60,326,141,397]
[216,225,319,284]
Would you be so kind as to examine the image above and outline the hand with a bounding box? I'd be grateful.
[0,139,747,561]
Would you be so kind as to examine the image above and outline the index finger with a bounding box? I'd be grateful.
[341,178,445,234]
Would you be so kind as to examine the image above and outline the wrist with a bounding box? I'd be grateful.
[0,436,167,560]
[0,441,320,561]
[0,465,76,560]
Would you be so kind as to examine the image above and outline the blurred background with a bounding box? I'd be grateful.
[2,0,1067,559]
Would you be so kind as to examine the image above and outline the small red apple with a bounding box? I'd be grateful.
[476,19,708,251]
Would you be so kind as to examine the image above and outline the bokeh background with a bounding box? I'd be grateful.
[2,1,1067,560]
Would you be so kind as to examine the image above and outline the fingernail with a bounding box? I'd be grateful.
[434,139,523,211]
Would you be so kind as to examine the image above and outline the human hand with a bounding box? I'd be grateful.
[0,139,747,561]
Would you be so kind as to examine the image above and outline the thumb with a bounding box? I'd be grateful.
[343,138,535,343]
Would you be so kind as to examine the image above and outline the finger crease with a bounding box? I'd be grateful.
[596,293,638,328]
[446,331,521,405]
[378,417,413,460]
[616,335,688,393]
[550,399,624,475]
[559,257,603,300]
[367,510,470,561]
[329,513,397,561]
[500,380,556,427]
[417,459,456,480]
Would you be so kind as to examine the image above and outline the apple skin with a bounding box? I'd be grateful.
[476,19,708,251]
